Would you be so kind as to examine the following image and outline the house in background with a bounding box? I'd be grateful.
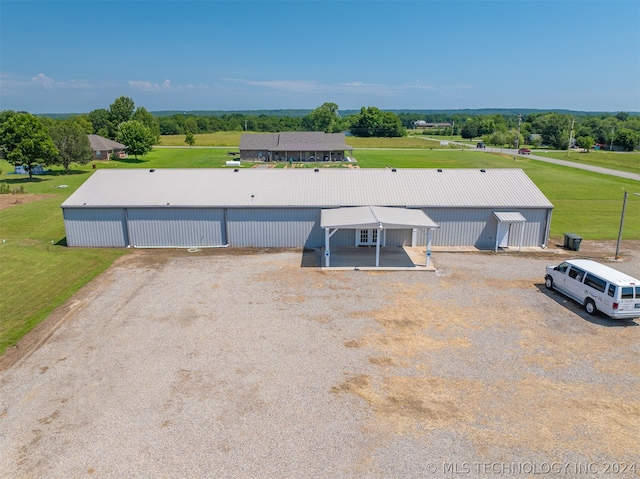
[88,134,127,161]
[239,131,353,162]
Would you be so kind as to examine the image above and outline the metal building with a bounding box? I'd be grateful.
[61,168,553,250]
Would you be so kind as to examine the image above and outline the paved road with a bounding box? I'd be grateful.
[482,147,640,181]
[417,137,640,181]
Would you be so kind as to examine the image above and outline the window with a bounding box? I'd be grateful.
[568,267,586,282]
[636,287,640,298]
[584,274,606,293]
[557,262,569,273]
[621,287,634,299]
[608,284,616,298]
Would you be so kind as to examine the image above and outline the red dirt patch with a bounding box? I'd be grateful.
[0,194,57,210]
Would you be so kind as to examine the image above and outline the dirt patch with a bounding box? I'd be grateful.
[0,193,57,210]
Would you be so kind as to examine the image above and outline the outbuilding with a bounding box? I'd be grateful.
[239,131,353,162]
[61,168,553,255]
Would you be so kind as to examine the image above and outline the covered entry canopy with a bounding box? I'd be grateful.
[493,211,527,252]
[321,206,439,267]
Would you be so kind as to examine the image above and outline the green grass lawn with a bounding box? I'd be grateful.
[159,131,244,146]
[1,146,639,356]
[532,150,640,175]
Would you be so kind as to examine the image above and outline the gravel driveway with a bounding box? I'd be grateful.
[1,245,639,478]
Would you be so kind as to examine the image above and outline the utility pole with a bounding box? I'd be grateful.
[450,120,454,141]
[610,126,615,152]
[615,190,640,260]
[515,114,522,150]
[567,119,575,158]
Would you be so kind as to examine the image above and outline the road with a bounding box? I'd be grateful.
[418,137,640,181]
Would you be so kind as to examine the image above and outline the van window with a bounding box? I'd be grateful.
[568,267,586,282]
[608,284,616,297]
[636,286,640,298]
[557,262,569,273]
[584,274,606,293]
[621,287,634,299]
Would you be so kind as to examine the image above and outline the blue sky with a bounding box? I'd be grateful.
[1,0,639,113]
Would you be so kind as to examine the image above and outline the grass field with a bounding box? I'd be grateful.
[160,133,456,149]
[532,150,640,175]
[1,146,639,356]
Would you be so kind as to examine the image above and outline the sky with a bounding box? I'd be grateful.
[1,0,639,114]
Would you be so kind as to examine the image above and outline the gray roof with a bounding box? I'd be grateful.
[239,132,353,151]
[88,134,126,151]
[321,206,439,229]
[62,168,554,209]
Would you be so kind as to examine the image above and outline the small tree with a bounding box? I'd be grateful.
[49,119,93,172]
[116,120,154,159]
[576,135,595,152]
[460,121,478,141]
[0,112,58,180]
[185,131,195,148]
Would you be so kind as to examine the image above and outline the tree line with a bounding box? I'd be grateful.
[0,97,160,178]
[2,98,638,178]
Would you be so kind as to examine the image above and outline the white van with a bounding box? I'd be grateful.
[545,259,640,319]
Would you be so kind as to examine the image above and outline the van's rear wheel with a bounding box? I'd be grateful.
[545,276,553,289]
[585,298,597,315]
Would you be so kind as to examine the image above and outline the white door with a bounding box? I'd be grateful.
[497,222,510,248]
[356,229,378,246]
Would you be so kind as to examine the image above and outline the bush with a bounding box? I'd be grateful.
[0,183,10,194]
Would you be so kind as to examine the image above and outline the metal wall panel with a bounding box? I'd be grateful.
[127,208,226,247]
[63,208,127,247]
[413,208,549,248]
[227,208,322,247]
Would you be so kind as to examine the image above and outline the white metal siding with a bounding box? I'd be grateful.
[127,208,225,247]
[63,208,127,247]
[385,229,413,246]
[227,208,323,247]
[414,208,549,248]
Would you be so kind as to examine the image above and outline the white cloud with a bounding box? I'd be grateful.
[225,78,472,96]
[32,73,55,89]
[128,79,202,92]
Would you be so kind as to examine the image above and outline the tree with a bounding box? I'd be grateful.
[303,102,342,133]
[185,131,195,148]
[615,128,640,151]
[0,112,58,180]
[349,107,405,138]
[108,96,136,138]
[460,120,478,141]
[88,108,112,137]
[576,135,595,152]
[116,120,154,159]
[540,113,570,149]
[49,119,93,172]
[132,106,160,143]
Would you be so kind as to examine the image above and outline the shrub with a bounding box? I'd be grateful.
[0,183,10,194]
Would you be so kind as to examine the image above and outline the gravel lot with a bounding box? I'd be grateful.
[1,243,639,478]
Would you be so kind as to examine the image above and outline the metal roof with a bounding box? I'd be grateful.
[494,211,527,223]
[321,206,439,230]
[562,260,639,285]
[61,168,554,209]
[239,132,353,151]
